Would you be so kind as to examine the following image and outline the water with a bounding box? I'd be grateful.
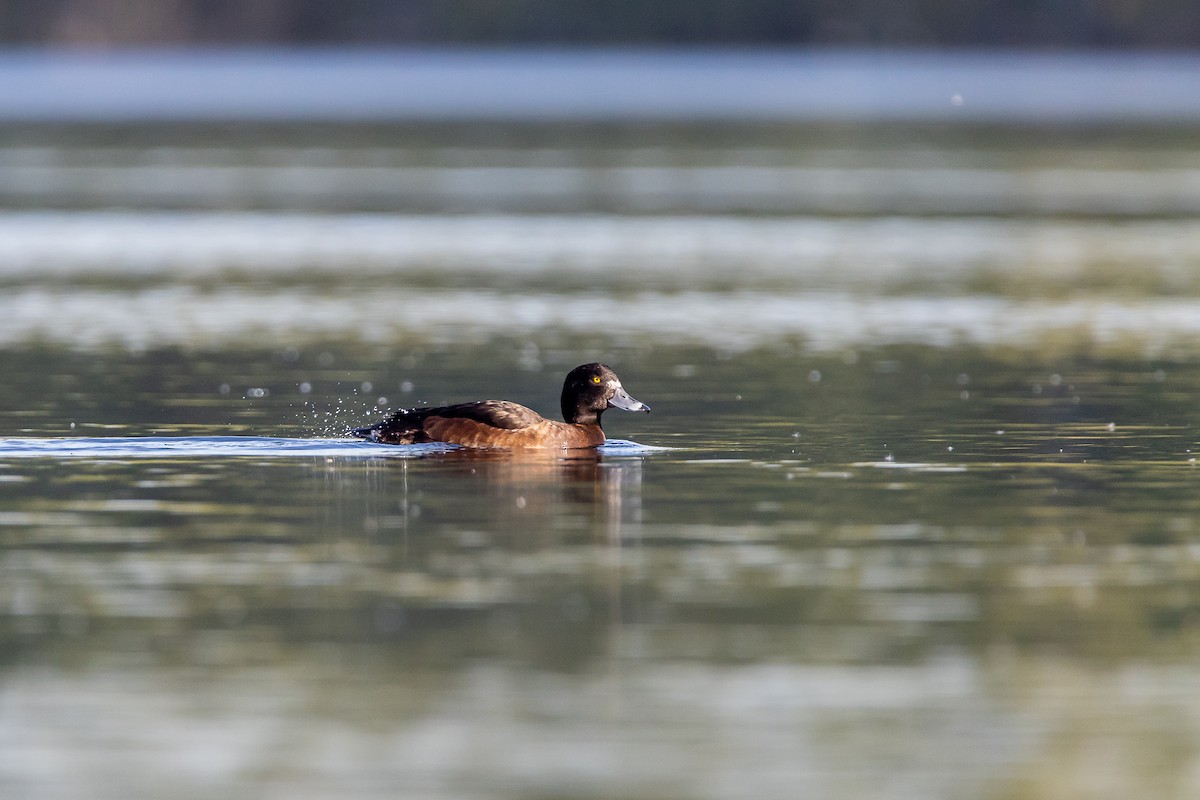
[4,114,1200,798]
[0,435,654,458]
[2,49,1200,122]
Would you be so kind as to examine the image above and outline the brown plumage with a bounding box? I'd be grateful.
[351,363,650,449]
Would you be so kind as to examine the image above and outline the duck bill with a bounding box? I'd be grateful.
[609,386,650,413]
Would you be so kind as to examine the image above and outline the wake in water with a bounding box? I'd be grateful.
[0,436,658,459]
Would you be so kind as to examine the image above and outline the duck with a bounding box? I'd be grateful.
[351,363,650,449]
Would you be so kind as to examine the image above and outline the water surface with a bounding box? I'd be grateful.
[3,121,1200,799]
[2,49,1200,122]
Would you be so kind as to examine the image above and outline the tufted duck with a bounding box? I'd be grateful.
[351,363,649,449]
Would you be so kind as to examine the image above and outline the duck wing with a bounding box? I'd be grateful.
[428,400,545,430]
[351,400,545,443]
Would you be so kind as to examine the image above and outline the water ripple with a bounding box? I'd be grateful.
[0,436,655,459]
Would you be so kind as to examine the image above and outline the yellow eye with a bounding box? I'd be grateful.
[591,375,602,385]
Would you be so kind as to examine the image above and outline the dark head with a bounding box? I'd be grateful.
[560,363,650,425]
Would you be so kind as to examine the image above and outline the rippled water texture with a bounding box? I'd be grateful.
[3,117,1200,800]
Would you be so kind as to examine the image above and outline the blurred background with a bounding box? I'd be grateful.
[4,4,1200,800]
[3,0,1199,47]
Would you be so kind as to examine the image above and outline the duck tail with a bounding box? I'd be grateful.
[350,424,381,440]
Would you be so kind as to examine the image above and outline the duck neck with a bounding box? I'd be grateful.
[563,402,602,427]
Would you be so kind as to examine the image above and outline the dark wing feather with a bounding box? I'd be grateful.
[433,401,544,430]
[351,400,545,444]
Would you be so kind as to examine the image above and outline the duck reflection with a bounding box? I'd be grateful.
[359,448,644,546]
